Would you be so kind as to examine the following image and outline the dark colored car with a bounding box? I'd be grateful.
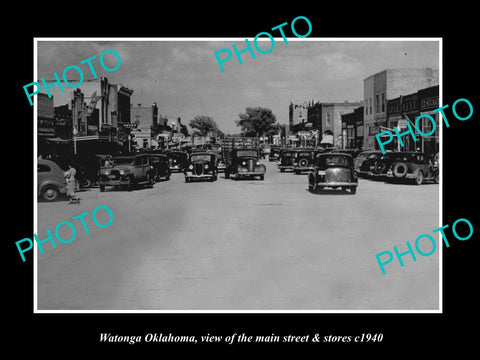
[38,159,67,201]
[98,154,156,191]
[308,153,358,194]
[293,149,315,174]
[278,149,296,172]
[184,152,218,182]
[51,154,100,188]
[269,147,281,162]
[354,150,382,177]
[337,148,363,159]
[149,153,171,181]
[373,152,439,185]
[225,148,266,180]
[166,150,189,172]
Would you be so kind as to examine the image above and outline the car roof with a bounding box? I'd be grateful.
[316,152,353,158]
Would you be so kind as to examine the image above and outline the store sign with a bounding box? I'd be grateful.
[420,97,439,110]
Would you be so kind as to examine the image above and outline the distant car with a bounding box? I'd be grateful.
[293,149,315,174]
[184,152,218,182]
[98,154,156,191]
[374,152,439,185]
[354,150,382,177]
[37,159,67,201]
[308,153,358,194]
[166,150,189,172]
[278,149,296,172]
[225,148,266,180]
[149,153,171,181]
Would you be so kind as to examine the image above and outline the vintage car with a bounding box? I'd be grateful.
[98,154,156,191]
[149,153,171,181]
[225,148,266,180]
[184,152,218,182]
[278,149,296,172]
[373,152,439,185]
[293,149,316,174]
[51,154,100,188]
[269,147,281,162]
[354,150,382,177]
[38,159,68,201]
[308,153,358,194]
[337,148,363,159]
[166,150,189,172]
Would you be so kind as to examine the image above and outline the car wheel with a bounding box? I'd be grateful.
[434,173,439,184]
[393,162,408,178]
[82,178,92,188]
[225,170,230,179]
[259,175,264,180]
[99,184,105,192]
[350,186,357,194]
[280,169,285,173]
[415,171,424,185]
[41,185,59,201]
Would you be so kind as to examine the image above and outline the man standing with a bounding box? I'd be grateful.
[64,164,77,203]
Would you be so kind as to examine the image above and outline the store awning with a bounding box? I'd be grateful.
[320,134,333,145]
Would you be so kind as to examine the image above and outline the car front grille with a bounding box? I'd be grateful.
[194,163,204,175]
[247,159,254,172]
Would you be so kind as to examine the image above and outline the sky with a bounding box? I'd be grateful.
[37,39,440,134]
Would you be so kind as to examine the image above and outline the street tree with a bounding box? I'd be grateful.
[236,107,279,137]
[189,115,219,137]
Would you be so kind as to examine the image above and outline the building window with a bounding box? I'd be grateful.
[381,93,385,112]
[325,113,331,126]
[369,98,372,114]
[376,94,380,113]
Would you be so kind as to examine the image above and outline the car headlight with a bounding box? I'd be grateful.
[242,161,246,166]
[256,161,260,166]
[189,164,193,170]
[119,170,125,175]
[317,170,325,176]
[204,164,209,169]
[103,170,110,175]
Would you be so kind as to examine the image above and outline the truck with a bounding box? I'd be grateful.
[221,137,266,180]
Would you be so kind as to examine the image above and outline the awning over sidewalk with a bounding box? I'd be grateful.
[45,137,71,144]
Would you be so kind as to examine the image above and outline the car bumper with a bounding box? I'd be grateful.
[99,179,130,186]
[185,173,215,180]
[233,171,265,177]
[385,171,416,179]
[169,165,182,171]
[294,166,313,172]
[316,181,358,187]
[278,165,294,170]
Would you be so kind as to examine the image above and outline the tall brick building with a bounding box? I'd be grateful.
[363,68,439,149]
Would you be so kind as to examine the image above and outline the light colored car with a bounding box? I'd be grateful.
[37,159,67,201]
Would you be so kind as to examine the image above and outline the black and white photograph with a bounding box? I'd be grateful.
[6,7,478,354]
[33,38,441,311]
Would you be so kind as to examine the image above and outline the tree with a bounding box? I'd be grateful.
[236,107,279,137]
[189,115,219,137]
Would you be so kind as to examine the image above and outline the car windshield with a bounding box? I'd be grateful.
[316,155,351,169]
[236,150,257,157]
[113,157,134,165]
[191,154,212,162]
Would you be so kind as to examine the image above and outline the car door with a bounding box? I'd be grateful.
[133,155,146,181]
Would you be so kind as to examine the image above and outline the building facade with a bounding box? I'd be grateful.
[320,102,363,147]
[131,103,158,149]
[363,68,439,149]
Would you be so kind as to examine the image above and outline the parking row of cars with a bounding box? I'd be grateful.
[271,146,439,195]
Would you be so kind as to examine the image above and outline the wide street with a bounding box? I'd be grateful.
[36,159,440,311]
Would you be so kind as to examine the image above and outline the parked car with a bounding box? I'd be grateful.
[373,152,439,185]
[354,150,382,177]
[37,159,67,201]
[166,150,189,172]
[184,152,218,182]
[293,149,315,174]
[225,148,266,180]
[149,153,171,181]
[278,149,296,172]
[98,154,156,191]
[308,153,358,194]
[337,148,363,159]
[51,154,100,188]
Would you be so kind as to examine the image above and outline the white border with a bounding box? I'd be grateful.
[33,37,442,314]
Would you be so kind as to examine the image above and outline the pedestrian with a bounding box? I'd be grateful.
[64,164,77,203]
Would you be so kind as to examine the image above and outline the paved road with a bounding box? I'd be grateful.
[37,159,439,310]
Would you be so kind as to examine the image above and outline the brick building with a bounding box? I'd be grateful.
[131,103,158,149]
[363,68,439,149]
